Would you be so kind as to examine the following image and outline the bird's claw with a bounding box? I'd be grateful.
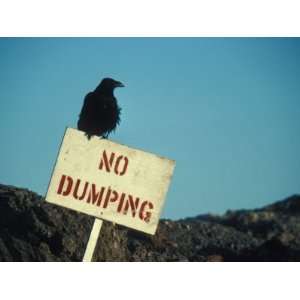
[84,133,92,140]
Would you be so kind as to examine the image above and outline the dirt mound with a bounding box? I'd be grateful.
[1,183,300,261]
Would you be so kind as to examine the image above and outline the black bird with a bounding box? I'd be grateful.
[77,78,124,139]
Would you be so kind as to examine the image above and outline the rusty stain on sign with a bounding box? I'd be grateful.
[46,127,175,235]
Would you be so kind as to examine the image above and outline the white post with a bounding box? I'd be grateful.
[82,218,103,262]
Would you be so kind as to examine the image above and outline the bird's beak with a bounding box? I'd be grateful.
[116,81,125,88]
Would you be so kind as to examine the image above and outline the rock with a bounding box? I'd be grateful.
[207,255,224,262]
[0,183,300,261]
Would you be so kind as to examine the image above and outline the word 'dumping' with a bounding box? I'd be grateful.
[57,174,154,223]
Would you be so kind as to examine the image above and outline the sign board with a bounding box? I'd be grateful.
[46,127,175,235]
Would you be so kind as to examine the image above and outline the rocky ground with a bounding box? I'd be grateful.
[0,183,300,261]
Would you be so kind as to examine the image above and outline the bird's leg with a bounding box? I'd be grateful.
[84,133,92,140]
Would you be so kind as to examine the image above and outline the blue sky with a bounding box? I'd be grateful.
[0,37,299,219]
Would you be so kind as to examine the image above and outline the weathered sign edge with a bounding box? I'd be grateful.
[45,126,68,201]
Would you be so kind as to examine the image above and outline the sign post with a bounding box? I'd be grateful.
[46,127,175,261]
[82,218,103,262]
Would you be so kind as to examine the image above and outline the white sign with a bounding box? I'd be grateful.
[46,127,175,235]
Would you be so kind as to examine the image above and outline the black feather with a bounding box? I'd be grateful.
[77,78,124,139]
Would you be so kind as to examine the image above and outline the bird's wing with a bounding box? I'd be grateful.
[79,93,113,122]
[78,92,121,136]
[79,92,96,117]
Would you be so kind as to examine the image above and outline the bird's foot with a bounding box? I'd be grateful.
[84,133,93,140]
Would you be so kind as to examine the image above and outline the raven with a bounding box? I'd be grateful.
[77,78,124,139]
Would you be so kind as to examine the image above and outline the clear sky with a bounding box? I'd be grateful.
[0,37,299,219]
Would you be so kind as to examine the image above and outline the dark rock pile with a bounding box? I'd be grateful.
[1,183,300,261]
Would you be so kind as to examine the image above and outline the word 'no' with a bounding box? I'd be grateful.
[99,150,129,176]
